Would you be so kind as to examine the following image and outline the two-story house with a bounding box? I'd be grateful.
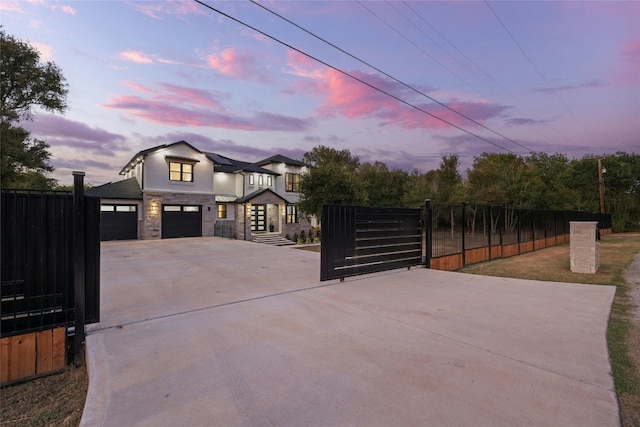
[87,140,312,241]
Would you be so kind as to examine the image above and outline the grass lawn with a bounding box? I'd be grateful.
[460,233,640,427]
[0,362,87,427]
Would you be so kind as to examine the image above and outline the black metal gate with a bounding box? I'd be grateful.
[1,188,100,338]
[320,205,423,281]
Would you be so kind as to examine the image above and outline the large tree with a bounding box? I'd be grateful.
[0,29,68,189]
[357,161,408,208]
[297,146,364,219]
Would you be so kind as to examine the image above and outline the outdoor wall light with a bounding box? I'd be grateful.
[150,202,158,214]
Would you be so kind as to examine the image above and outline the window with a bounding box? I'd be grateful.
[285,173,300,192]
[258,175,264,187]
[169,161,193,182]
[267,176,272,186]
[249,174,255,185]
[218,203,227,219]
[101,205,137,212]
[286,204,299,223]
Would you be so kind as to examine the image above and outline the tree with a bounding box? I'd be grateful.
[357,161,408,207]
[432,155,465,235]
[297,146,364,219]
[402,169,437,208]
[302,145,359,171]
[0,29,68,189]
[524,153,572,209]
[0,122,56,189]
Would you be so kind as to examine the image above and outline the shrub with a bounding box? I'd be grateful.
[292,232,299,242]
[299,230,306,240]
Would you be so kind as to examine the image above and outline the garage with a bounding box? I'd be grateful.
[100,204,138,241]
[162,205,202,238]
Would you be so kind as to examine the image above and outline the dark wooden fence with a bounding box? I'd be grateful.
[1,173,100,382]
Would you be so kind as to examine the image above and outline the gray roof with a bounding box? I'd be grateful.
[235,188,288,204]
[256,154,307,167]
[120,140,202,175]
[205,152,279,175]
[85,177,142,200]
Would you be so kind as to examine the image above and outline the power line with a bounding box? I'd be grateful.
[484,1,599,146]
[401,0,572,149]
[248,0,533,154]
[193,0,519,154]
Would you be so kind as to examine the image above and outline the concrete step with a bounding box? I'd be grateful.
[252,234,296,246]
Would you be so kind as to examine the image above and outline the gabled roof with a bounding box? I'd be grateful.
[256,154,307,167]
[235,188,288,204]
[85,177,142,200]
[120,140,202,175]
[205,152,279,175]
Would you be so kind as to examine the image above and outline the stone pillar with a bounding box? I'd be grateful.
[570,221,599,273]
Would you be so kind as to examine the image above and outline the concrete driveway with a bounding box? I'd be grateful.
[82,237,619,426]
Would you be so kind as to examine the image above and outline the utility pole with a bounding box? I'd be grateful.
[597,158,605,214]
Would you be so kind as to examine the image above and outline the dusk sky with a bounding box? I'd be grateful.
[2,0,639,186]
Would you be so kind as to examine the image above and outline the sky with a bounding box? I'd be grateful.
[2,0,639,186]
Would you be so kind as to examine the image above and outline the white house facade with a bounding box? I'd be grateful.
[87,140,313,241]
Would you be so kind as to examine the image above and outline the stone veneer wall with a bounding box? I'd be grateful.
[569,221,599,273]
[283,216,313,240]
[142,192,216,240]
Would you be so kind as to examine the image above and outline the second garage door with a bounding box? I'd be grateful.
[162,205,202,238]
[101,204,138,241]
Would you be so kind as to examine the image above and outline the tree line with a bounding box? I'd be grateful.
[297,146,640,232]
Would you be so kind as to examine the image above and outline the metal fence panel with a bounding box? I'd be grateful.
[1,190,100,338]
[321,205,422,281]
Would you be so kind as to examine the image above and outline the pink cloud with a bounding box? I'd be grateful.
[207,48,272,82]
[613,40,640,85]
[310,69,507,130]
[119,50,154,64]
[59,5,76,15]
[0,1,24,13]
[101,82,313,132]
[130,1,203,20]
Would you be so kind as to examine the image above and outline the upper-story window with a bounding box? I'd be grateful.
[258,175,264,186]
[249,174,255,185]
[285,173,300,192]
[169,161,193,182]
[267,176,273,187]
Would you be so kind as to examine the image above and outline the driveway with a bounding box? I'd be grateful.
[82,237,619,426]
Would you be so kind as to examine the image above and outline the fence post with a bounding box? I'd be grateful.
[73,171,86,368]
[517,208,521,255]
[425,199,432,268]
[461,202,466,267]
[487,204,491,260]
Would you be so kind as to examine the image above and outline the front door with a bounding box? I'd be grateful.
[251,204,266,232]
